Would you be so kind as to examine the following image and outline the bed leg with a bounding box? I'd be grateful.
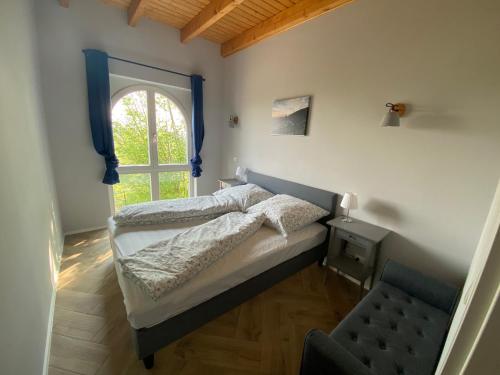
[142,354,154,369]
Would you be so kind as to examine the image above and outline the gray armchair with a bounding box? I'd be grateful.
[301,260,460,375]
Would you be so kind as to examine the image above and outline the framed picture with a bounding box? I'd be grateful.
[271,95,311,135]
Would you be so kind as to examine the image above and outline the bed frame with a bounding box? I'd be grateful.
[132,170,338,369]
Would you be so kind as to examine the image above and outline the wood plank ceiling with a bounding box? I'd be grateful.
[63,0,352,56]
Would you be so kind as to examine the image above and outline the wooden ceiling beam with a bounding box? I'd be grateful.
[59,0,70,7]
[221,0,352,57]
[128,0,149,27]
[181,0,245,43]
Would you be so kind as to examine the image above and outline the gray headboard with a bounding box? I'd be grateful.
[246,170,337,219]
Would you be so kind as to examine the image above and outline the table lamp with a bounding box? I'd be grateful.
[235,166,247,181]
[340,192,358,223]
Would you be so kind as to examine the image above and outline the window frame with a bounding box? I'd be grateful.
[109,84,193,213]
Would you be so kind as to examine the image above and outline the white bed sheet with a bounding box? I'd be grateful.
[108,217,327,329]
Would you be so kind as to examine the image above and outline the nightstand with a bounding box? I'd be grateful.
[218,178,245,190]
[325,216,390,299]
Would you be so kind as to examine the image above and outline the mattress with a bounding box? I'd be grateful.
[108,217,327,329]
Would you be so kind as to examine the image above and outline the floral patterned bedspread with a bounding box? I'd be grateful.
[113,195,240,226]
[117,212,266,301]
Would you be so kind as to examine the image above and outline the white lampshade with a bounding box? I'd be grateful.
[340,192,358,210]
[381,110,400,127]
[235,166,247,181]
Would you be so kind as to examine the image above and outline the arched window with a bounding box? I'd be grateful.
[110,85,191,212]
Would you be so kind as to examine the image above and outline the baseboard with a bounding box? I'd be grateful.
[43,229,64,375]
[64,225,107,236]
[42,287,57,375]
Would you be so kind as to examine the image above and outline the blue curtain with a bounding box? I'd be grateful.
[83,49,119,185]
[190,75,205,177]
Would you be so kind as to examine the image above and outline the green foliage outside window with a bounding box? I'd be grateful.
[111,90,190,211]
[159,171,189,200]
[113,91,149,166]
[113,173,151,211]
[155,93,188,165]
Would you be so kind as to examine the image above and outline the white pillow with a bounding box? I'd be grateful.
[213,183,274,211]
[247,194,329,237]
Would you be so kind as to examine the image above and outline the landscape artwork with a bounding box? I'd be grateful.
[271,96,311,135]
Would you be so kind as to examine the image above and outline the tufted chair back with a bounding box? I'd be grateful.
[380,260,460,315]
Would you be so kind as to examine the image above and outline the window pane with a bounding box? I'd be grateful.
[159,171,189,200]
[112,90,149,166]
[113,173,151,211]
[155,93,188,165]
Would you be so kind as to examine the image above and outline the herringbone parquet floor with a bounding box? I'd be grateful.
[48,229,358,375]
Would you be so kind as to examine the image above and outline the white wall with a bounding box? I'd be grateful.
[221,0,500,283]
[34,0,225,233]
[0,1,63,374]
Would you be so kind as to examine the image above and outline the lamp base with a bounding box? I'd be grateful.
[341,216,353,223]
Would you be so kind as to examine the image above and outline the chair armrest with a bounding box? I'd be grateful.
[300,329,372,375]
[380,259,460,314]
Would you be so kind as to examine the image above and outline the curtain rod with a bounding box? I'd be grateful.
[82,50,205,81]
[108,55,205,81]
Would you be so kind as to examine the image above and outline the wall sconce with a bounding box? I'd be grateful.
[381,102,406,127]
[229,115,239,128]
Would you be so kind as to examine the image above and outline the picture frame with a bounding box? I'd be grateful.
[271,96,311,136]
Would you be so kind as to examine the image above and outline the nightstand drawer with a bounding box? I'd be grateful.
[336,229,372,249]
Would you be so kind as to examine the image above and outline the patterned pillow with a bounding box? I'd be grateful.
[247,194,330,237]
[213,183,274,211]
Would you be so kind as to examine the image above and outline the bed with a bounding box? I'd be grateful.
[108,170,338,368]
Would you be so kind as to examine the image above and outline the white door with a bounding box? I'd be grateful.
[436,179,500,374]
